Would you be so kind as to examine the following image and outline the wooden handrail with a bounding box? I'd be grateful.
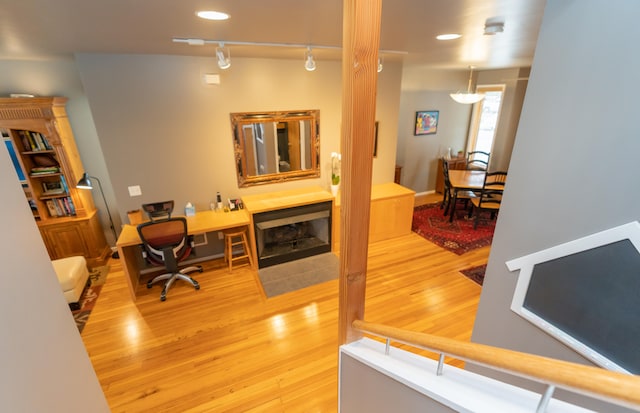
[353,319,640,410]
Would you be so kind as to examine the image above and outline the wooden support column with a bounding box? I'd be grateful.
[338,0,382,345]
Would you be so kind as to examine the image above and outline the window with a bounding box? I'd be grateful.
[466,85,505,159]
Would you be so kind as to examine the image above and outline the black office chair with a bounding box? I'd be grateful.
[142,200,174,222]
[137,217,203,301]
[466,151,491,171]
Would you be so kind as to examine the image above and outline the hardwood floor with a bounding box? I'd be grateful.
[81,194,489,412]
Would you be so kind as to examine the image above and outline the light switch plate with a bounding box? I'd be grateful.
[128,185,142,196]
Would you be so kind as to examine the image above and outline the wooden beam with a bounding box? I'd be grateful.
[338,0,382,345]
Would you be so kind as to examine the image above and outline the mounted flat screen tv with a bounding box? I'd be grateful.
[507,222,640,374]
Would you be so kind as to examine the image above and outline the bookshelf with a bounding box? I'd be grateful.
[0,97,110,266]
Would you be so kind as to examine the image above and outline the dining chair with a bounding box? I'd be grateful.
[469,171,507,229]
[441,157,476,218]
[466,151,490,171]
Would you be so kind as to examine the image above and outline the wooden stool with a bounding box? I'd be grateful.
[223,226,253,272]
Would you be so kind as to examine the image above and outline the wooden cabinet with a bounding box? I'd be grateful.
[435,157,467,194]
[394,165,402,184]
[333,183,415,251]
[0,97,110,266]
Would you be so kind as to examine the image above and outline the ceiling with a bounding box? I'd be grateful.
[0,0,546,70]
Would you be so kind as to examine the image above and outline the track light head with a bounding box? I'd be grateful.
[216,44,231,69]
[484,18,505,35]
[304,47,316,72]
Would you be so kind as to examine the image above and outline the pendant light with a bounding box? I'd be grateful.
[450,66,485,104]
[304,47,316,71]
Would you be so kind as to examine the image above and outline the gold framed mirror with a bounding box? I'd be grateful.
[230,110,320,187]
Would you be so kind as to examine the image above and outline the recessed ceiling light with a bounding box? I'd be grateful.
[196,10,230,21]
[436,34,462,41]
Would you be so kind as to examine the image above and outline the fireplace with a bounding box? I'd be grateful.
[253,201,332,268]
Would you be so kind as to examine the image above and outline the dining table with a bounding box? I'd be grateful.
[447,169,486,222]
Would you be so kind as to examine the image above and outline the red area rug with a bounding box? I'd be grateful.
[411,203,496,255]
[460,264,487,285]
[72,266,108,333]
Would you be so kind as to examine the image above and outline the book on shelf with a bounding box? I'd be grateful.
[66,196,76,215]
[30,166,60,175]
[44,197,76,217]
[36,131,52,150]
[59,174,69,192]
[17,130,33,151]
[54,199,64,216]
[17,130,51,151]
[45,200,58,217]
[63,197,76,215]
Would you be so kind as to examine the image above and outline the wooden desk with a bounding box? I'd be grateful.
[448,170,485,222]
[116,209,251,301]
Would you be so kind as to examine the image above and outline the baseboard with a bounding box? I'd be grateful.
[414,191,439,207]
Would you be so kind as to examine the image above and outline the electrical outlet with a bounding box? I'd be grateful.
[218,231,224,240]
[128,185,142,196]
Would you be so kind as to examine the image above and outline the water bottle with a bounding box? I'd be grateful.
[216,192,223,211]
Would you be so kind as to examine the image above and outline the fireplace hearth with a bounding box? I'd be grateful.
[253,201,332,268]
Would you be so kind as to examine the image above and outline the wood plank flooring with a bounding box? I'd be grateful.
[80,194,489,412]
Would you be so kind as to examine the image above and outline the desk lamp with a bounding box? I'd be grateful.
[76,172,119,259]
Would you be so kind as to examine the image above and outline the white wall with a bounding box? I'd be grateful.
[471,1,640,411]
[0,137,109,411]
[0,58,121,247]
[75,53,403,222]
[396,67,472,192]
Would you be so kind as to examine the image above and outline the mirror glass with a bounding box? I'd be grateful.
[231,110,320,187]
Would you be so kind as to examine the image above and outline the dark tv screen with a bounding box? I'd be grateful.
[523,239,640,374]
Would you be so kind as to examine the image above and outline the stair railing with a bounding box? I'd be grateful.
[353,319,640,412]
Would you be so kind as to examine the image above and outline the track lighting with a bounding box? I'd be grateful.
[216,43,231,69]
[484,19,505,35]
[174,38,409,73]
[173,38,410,74]
[304,47,316,71]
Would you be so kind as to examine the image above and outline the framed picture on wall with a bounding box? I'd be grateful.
[414,110,439,135]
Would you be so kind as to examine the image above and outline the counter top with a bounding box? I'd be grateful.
[116,209,250,247]
[241,186,333,214]
[334,182,415,207]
